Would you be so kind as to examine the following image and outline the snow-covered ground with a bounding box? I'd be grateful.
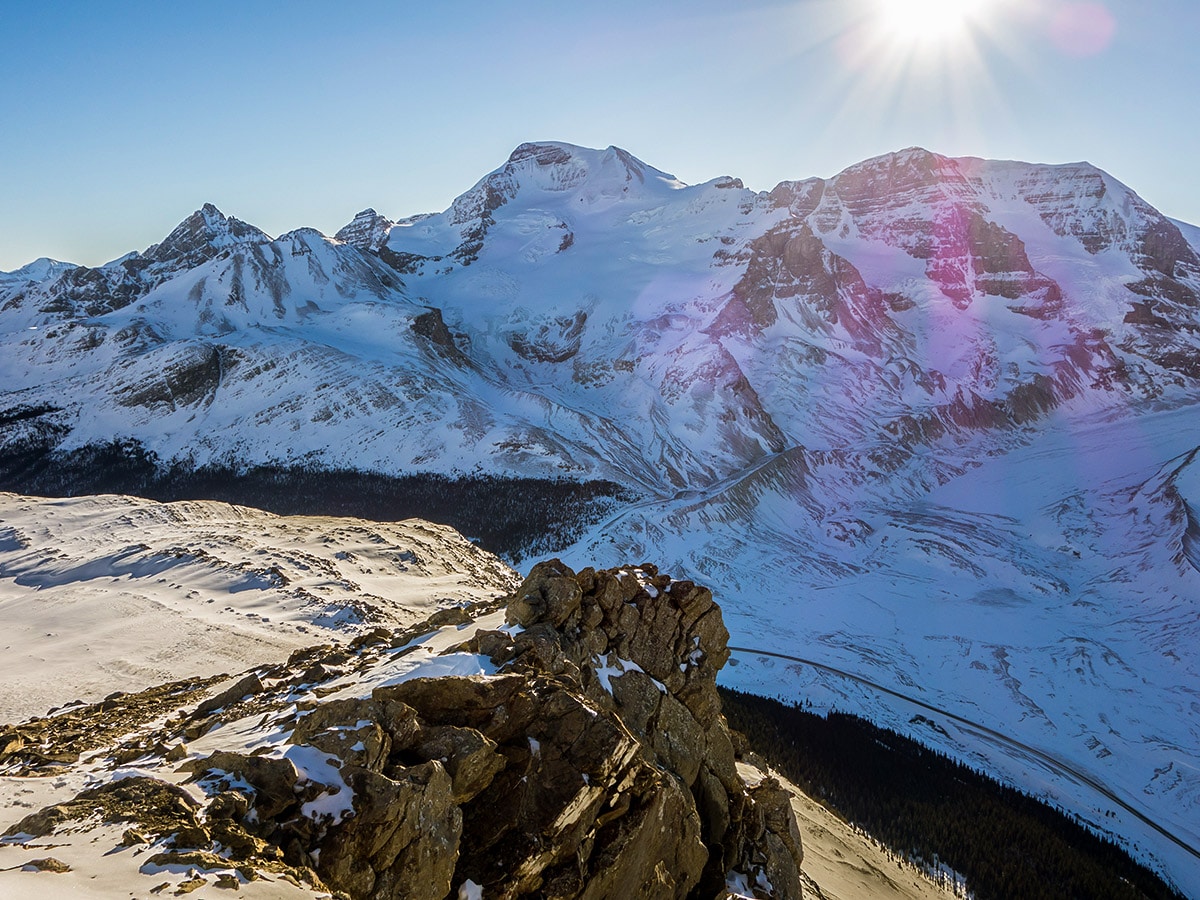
[0,493,517,721]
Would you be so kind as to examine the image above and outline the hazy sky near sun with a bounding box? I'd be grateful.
[1,0,1196,271]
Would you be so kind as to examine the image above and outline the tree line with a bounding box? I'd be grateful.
[0,437,630,562]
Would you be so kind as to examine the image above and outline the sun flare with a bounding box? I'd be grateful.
[874,0,992,46]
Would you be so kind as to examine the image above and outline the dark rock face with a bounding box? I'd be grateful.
[507,310,588,363]
[2,563,803,898]
[722,221,900,358]
[925,207,1063,310]
[285,560,802,898]
[411,307,466,361]
[114,342,225,410]
[144,204,271,269]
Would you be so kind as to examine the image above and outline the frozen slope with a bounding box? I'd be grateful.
[0,492,517,721]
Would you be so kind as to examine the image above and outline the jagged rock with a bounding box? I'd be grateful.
[184,751,301,820]
[409,725,504,802]
[122,827,150,846]
[1,563,801,898]
[0,729,25,756]
[290,697,397,771]
[191,671,265,719]
[486,561,799,898]
[743,778,805,900]
[319,761,461,900]
[506,559,583,628]
[4,776,200,840]
[335,208,397,253]
[428,605,474,627]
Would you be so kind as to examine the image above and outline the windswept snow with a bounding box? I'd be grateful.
[0,492,517,720]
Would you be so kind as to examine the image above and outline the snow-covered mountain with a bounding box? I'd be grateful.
[3,141,1200,893]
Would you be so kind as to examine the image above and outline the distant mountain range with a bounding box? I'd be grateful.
[2,141,1199,894]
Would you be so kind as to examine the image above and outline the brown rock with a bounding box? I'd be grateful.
[289,697,393,771]
[505,559,582,629]
[184,751,301,820]
[740,776,805,900]
[173,875,207,894]
[24,857,71,873]
[318,761,461,900]
[429,606,473,627]
[4,776,200,840]
[409,725,505,802]
[192,672,265,719]
[0,730,25,756]
[207,790,251,822]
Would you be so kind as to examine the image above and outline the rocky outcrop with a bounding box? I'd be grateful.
[1,562,802,899]
[506,310,588,363]
[336,208,398,253]
[411,306,466,361]
[476,559,803,898]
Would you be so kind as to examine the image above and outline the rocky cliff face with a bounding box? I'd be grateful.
[0,562,802,899]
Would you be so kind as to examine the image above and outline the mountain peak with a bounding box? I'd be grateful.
[143,204,271,267]
[835,146,961,183]
[0,257,76,283]
[499,141,676,187]
[507,141,576,166]
[335,208,396,252]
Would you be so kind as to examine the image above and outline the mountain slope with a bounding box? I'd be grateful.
[0,561,806,900]
[3,141,1200,893]
[0,492,517,721]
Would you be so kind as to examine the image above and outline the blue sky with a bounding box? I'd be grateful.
[1,0,1196,271]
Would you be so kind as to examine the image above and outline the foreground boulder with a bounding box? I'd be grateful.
[2,561,802,898]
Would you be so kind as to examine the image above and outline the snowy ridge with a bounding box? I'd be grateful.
[0,257,77,288]
[0,492,518,721]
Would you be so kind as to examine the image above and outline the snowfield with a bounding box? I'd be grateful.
[0,493,517,721]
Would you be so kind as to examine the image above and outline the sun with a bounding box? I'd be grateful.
[874,0,993,47]
[823,0,1016,154]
